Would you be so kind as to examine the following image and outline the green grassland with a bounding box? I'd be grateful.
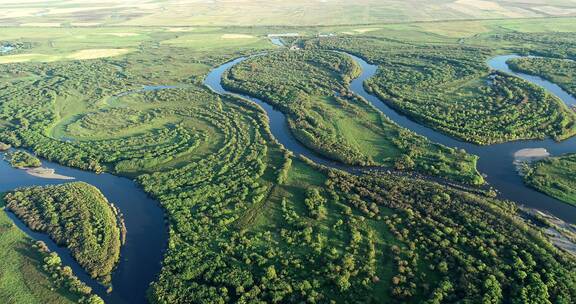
[0,198,101,304]
[0,17,575,303]
[524,154,576,206]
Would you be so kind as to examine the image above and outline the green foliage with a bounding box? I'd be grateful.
[5,150,41,168]
[508,57,576,99]
[326,170,576,302]
[5,182,122,283]
[523,153,576,206]
[33,241,104,304]
[1,26,575,304]
[304,36,576,144]
[223,50,482,184]
[0,198,100,303]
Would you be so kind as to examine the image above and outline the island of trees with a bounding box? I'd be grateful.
[4,182,122,283]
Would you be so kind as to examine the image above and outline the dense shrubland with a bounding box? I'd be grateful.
[5,182,122,283]
[0,39,574,304]
[303,37,576,144]
[508,57,576,100]
[523,153,576,206]
[5,150,42,168]
[223,50,482,184]
[0,198,103,304]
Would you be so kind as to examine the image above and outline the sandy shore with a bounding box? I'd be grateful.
[514,148,550,161]
[25,167,75,180]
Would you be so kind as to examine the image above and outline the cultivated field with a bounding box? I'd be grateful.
[0,0,575,26]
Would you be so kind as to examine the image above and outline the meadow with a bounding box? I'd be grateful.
[0,15,575,304]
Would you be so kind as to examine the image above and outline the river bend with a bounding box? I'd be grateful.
[204,52,576,224]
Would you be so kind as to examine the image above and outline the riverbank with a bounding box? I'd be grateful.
[0,151,167,304]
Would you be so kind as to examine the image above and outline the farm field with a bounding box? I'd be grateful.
[0,6,576,304]
[1,0,576,26]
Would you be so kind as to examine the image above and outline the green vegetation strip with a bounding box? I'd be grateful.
[524,154,576,206]
[508,57,576,99]
[223,50,482,184]
[304,36,576,144]
[5,150,41,168]
[5,182,122,283]
[0,197,103,304]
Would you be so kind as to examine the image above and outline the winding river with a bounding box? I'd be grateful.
[2,47,576,304]
[0,152,166,304]
[205,52,576,224]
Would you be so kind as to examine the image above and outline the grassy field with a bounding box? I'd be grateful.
[1,0,576,26]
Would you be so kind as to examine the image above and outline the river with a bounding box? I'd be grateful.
[0,152,166,304]
[3,47,575,304]
[205,52,576,224]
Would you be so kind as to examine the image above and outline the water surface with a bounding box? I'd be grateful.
[0,153,166,304]
[205,52,576,223]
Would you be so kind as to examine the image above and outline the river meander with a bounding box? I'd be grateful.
[0,152,166,304]
[2,48,576,304]
[205,52,576,224]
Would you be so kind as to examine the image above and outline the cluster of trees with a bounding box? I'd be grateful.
[488,32,576,59]
[223,50,482,184]
[5,182,122,283]
[508,57,576,99]
[304,36,576,144]
[325,169,576,302]
[5,150,41,168]
[523,153,576,206]
[0,39,574,304]
[33,241,104,304]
